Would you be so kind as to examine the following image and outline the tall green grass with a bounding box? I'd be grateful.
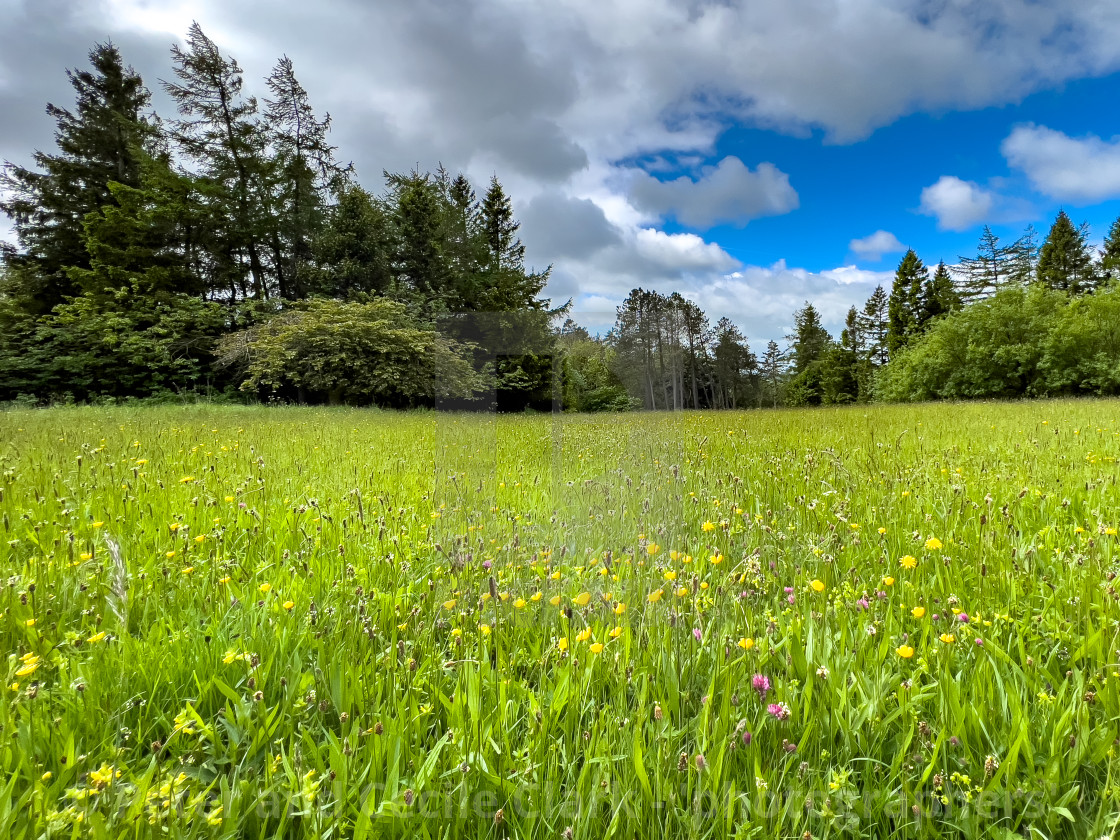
[1,401,1118,838]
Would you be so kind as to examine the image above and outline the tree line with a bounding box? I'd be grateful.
[3,31,1120,410]
[0,29,557,409]
[561,211,1120,410]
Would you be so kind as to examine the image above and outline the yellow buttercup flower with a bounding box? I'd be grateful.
[646,543,660,556]
[702,520,716,532]
[283,601,295,611]
[882,576,895,586]
[557,637,568,651]
[899,555,917,570]
[911,606,926,618]
[87,631,107,643]
[939,633,955,644]
[810,579,825,592]
[664,570,677,581]
[549,594,562,607]
[530,591,542,602]
[896,645,915,659]
[925,537,943,551]
[258,582,272,594]
[648,589,663,603]
[609,626,622,639]
[589,642,604,654]
[573,592,591,607]
[614,602,626,615]
[576,628,592,643]
[738,637,754,650]
[514,598,528,609]
[442,599,457,610]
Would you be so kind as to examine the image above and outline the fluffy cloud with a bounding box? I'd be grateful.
[1002,124,1120,203]
[626,157,798,229]
[848,230,905,260]
[918,176,995,232]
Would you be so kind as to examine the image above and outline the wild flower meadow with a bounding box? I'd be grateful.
[1,401,1119,838]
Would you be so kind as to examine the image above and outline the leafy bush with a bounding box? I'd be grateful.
[217,298,486,406]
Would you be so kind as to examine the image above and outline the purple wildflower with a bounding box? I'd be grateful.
[856,598,870,611]
[767,702,791,721]
[482,560,492,570]
[751,674,771,699]
[957,613,970,623]
[742,730,752,745]
[693,627,702,641]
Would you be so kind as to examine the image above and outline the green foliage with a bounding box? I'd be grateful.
[4,402,1120,837]
[561,331,634,411]
[1037,210,1096,294]
[886,249,927,356]
[218,298,485,406]
[0,43,156,312]
[875,284,1120,401]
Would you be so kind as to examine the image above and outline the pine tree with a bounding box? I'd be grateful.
[1101,214,1120,283]
[859,284,890,366]
[918,260,962,327]
[887,250,926,356]
[1007,225,1040,285]
[263,55,348,299]
[1,42,157,312]
[760,340,784,408]
[788,302,832,373]
[164,23,271,299]
[481,176,524,272]
[1037,210,1095,294]
[957,227,1013,302]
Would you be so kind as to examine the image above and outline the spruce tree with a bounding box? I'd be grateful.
[263,55,347,299]
[859,284,890,366]
[1101,214,1120,283]
[788,301,832,373]
[919,260,962,327]
[957,227,1013,302]
[164,23,271,299]
[1037,210,1095,294]
[0,42,157,312]
[887,250,926,356]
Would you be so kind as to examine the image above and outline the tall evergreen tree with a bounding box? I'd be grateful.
[887,249,926,356]
[919,260,962,327]
[1037,210,1095,294]
[859,284,890,366]
[1007,225,1040,285]
[1,42,157,312]
[760,340,784,408]
[957,227,1014,302]
[788,302,831,373]
[263,55,347,299]
[1101,214,1120,283]
[164,23,271,300]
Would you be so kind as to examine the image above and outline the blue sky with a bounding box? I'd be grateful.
[5,0,1120,345]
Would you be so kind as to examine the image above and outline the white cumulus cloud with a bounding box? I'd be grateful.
[1002,124,1120,203]
[919,176,995,232]
[848,230,905,260]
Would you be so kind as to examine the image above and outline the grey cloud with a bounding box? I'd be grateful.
[627,156,798,229]
[519,192,621,261]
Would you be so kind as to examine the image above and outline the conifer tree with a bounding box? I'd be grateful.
[164,23,271,299]
[1,43,157,312]
[1101,214,1120,283]
[919,260,962,327]
[957,227,1013,302]
[887,250,926,356]
[859,284,890,366]
[1037,210,1096,294]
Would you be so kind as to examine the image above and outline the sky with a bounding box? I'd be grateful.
[4,0,1120,345]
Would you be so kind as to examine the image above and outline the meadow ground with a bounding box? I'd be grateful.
[1,401,1119,838]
